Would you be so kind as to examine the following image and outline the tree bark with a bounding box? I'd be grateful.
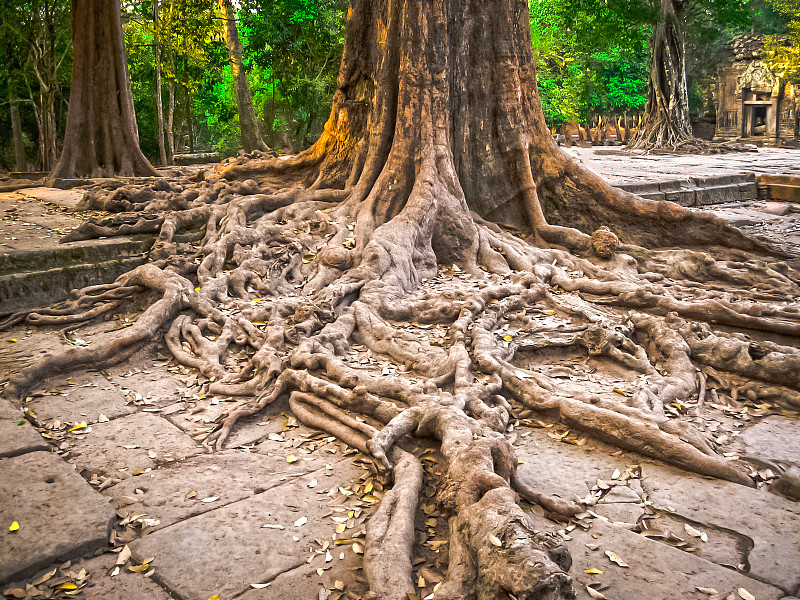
[51,0,158,178]
[184,83,194,154]
[154,0,168,166]
[9,87,26,172]
[219,0,268,153]
[167,52,175,163]
[627,0,694,151]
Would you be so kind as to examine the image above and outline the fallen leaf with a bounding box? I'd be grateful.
[55,583,78,590]
[352,542,364,554]
[116,544,131,565]
[207,596,221,600]
[336,523,346,534]
[542,309,556,315]
[684,524,702,538]
[489,535,502,547]
[9,521,19,532]
[6,339,17,343]
[286,455,298,463]
[261,524,284,530]
[586,585,606,599]
[200,496,219,503]
[186,490,197,500]
[696,588,719,595]
[98,414,109,423]
[738,589,755,600]
[250,583,269,589]
[503,335,513,342]
[32,568,58,585]
[605,550,628,567]
[611,469,620,480]
[584,568,604,575]
[68,421,87,432]
[2,588,25,599]
[148,450,157,459]
[308,479,317,488]
[294,516,308,527]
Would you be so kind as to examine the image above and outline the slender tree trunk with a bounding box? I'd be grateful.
[219,0,268,153]
[51,0,158,178]
[628,0,694,151]
[9,89,26,172]
[167,53,175,163]
[184,83,194,153]
[154,0,168,166]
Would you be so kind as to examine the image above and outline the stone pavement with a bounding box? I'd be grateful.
[1,321,799,599]
[566,146,800,185]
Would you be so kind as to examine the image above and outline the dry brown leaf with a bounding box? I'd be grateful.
[605,550,628,567]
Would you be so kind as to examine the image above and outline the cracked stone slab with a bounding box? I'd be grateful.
[641,463,800,593]
[71,552,175,600]
[130,459,369,600]
[66,411,201,479]
[740,416,800,470]
[566,519,784,600]
[25,370,136,425]
[0,397,48,458]
[107,439,351,531]
[0,451,115,585]
[237,545,365,600]
[515,424,800,593]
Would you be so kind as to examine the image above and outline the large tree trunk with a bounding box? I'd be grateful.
[51,0,158,178]
[219,0,268,153]
[154,0,168,166]
[9,2,795,600]
[627,0,694,151]
[9,88,26,172]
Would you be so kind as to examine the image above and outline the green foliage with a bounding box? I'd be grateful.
[240,0,346,149]
[530,0,651,126]
[763,0,800,80]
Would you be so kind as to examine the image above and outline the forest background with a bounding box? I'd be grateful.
[0,0,796,171]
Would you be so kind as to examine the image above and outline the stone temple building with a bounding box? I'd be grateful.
[714,34,799,147]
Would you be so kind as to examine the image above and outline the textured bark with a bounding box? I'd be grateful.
[9,89,26,172]
[154,0,168,166]
[627,0,695,151]
[220,0,269,153]
[8,2,800,599]
[51,0,158,178]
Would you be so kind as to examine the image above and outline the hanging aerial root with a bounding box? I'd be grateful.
[364,447,423,600]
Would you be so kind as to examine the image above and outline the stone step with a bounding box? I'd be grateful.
[0,451,115,585]
[0,236,153,315]
[759,174,800,202]
[613,173,758,207]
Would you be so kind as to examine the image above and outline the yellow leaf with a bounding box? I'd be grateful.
[252,321,267,326]
[584,568,604,574]
[364,481,373,494]
[9,521,20,532]
[336,523,346,534]
[286,455,298,463]
[7,338,17,343]
[194,287,201,291]
[208,596,221,600]
[68,421,87,432]
[55,583,78,590]
[613,388,627,396]
[362,494,379,503]
[503,335,513,342]
[352,542,363,554]
[542,309,556,315]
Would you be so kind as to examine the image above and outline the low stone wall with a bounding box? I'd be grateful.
[613,172,757,207]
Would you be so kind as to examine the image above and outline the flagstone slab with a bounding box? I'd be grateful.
[66,412,201,479]
[566,519,784,600]
[0,397,48,458]
[740,416,800,470]
[0,451,114,585]
[106,446,350,531]
[130,460,370,600]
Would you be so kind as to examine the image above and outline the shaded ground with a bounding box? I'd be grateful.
[1,151,800,600]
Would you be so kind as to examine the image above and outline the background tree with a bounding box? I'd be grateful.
[764,0,800,81]
[51,0,158,178]
[219,0,269,153]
